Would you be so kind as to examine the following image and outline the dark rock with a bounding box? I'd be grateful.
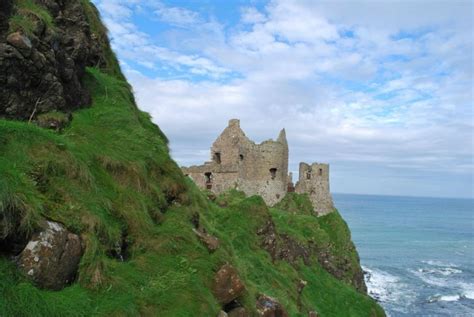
[256,294,288,317]
[0,1,109,120]
[193,228,219,252]
[316,247,367,294]
[258,219,311,265]
[0,205,31,255]
[212,264,246,305]
[17,221,83,290]
[0,0,12,36]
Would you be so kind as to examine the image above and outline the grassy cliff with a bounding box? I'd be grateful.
[0,1,384,316]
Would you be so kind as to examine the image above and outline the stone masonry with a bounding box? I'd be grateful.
[295,162,334,215]
[182,119,334,214]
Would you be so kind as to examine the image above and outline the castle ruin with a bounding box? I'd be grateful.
[182,119,334,215]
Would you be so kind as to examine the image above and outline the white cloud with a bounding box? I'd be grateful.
[93,0,473,198]
[94,0,230,78]
[154,4,201,26]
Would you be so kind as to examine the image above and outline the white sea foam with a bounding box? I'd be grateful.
[363,265,415,311]
[428,294,461,303]
[459,282,474,300]
[410,268,449,287]
[439,295,461,302]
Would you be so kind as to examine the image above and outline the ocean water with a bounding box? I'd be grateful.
[334,193,474,317]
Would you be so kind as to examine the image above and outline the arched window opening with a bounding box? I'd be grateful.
[306,172,311,180]
[239,154,244,161]
[213,152,221,164]
[318,168,323,176]
[269,168,277,180]
[205,172,213,189]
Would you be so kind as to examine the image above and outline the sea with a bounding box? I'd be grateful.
[334,193,474,317]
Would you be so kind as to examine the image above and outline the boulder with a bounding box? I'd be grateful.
[308,311,319,317]
[17,221,83,290]
[212,264,246,305]
[217,311,228,317]
[193,228,219,252]
[256,295,288,317]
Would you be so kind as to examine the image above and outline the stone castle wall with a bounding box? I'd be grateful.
[295,162,334,215]
[182,119,288,206]
[182,119,334,214]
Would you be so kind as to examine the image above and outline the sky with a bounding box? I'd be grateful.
[92,0,473,199]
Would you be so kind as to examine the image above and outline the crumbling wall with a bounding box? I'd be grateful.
[295,162,334,215]
[183,120,336,211]
[182,119,288,206]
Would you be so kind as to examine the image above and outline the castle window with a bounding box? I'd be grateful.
[319,168,323,176]
[269,168,277,180]
[306,172,311,180]
[213,152,221,164]
[204,172,213,189]
[239,154,244,161]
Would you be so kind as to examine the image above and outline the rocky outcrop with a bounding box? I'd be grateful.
[316,247,367,294]
[256,295,288,317]
[212,264,246,305]
[17,221,83,290]
[258,215,367,294]
[0,0,111,120]
[258,219,311,265]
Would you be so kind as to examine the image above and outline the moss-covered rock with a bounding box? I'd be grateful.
[0,0,122,120]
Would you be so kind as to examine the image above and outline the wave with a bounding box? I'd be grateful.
[418,267,463,276]
[459,282,474,300]
[421,277,474,304]
[411,260,465,288]
[428,294,461,303]
[410,268,450,287]
[363,266,415,309]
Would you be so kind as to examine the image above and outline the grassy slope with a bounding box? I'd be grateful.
[0,1,384,316]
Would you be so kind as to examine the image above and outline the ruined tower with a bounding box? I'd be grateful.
[295,162,334,215]
[182,119,335,215]
[182,119,289,205]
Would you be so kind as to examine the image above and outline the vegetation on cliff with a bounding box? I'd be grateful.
[0,1,384,316]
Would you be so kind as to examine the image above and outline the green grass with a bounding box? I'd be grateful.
[0,67,385,316]
[0,1,384,315]
[80,0,127,81]
[9,0,55,36]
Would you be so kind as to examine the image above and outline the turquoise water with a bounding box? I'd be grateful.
[334,194,474,317]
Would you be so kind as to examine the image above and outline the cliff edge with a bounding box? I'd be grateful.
[0,1,384,316]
